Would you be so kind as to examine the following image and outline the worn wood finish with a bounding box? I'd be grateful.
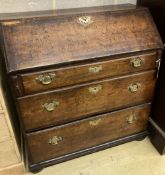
[29,131,149,173]
[12,52,158,96]
[0,4,163,172]
[0,7,163,73]
[18,71,156,131]
[27,104,150,164]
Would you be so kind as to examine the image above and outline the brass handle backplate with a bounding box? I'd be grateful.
[88,65,103,73]
[88,85,102,94]
[36,72,56,85]
[89,119,102,127]
[77,16,93,27]
[48,136,62,145]
[42,100,59,112]
[126,114,137,124]
[131,57,144,68]
[128,83,141,93]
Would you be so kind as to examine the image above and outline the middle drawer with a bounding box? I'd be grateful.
[17,70,156,131]
[14,52,157,96]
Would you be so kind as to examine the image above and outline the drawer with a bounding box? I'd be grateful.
[27,104,150,164]
[14,52,158,96]
[18,70,156,131]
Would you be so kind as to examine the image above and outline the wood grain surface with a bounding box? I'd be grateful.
[1,7,163,73]
[13,52,158,96]
[27,104,150,164]
[18,71,156,131]
[0,4,163,171]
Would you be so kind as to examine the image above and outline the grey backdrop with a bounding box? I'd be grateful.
[0,0,137,13]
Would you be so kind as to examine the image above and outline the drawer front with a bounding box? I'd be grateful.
[15,52,157,95]
[18,71,156,131]
[27,104,150,164]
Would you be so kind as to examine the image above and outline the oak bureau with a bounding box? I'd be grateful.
[0,4,163,173]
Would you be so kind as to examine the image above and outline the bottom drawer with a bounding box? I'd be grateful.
[27,104,150,164]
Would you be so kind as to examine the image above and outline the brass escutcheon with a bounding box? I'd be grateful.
[126,114,137,124]
[128,82,141,93]
[89,119,102,127]
[131,57,144,68]
[35,72,56,85]
[48,136,63,145]
[88,85,102,94]
[42,100,59,112]
[77,16,93,27]
[88,65,103,73]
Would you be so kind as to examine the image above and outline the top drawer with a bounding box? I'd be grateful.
[13,52,158,96]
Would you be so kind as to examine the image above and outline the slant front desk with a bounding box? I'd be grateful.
[0,4,163,172]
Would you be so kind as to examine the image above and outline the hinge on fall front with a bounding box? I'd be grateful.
[156,59,161,79]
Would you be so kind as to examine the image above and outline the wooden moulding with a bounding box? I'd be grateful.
[12,52,158,96]
[18,71,156,131]
[26,104,150,164]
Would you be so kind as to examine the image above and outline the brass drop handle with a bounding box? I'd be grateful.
[36,73,56,85]
[43,100,59,112]
[131,57,144,68]
[77,16,93,27]
[128,83,141,93]
[88,65,103,73]
[126,114,137,124]
[89,119,102,127]
[48,136,63,145]
[88,85,102,94]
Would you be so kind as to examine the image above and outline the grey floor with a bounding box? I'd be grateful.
[27,138,165,175]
